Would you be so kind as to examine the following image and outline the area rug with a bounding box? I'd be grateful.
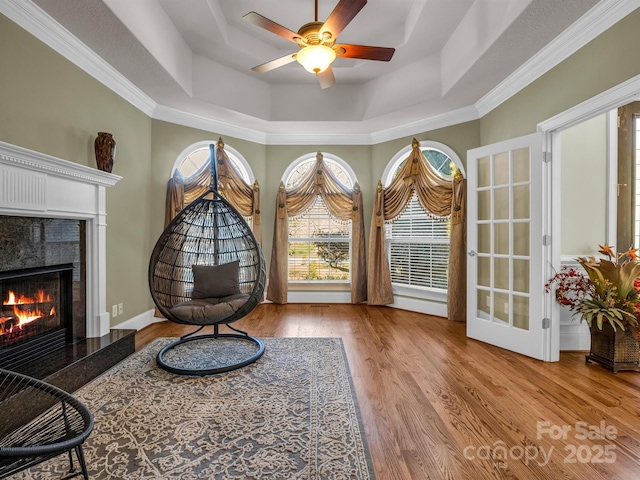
[13,337,375,479]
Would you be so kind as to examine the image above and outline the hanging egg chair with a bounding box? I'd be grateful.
[149,144,265,375]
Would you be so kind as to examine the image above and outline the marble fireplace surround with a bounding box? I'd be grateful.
[0,141,120,339]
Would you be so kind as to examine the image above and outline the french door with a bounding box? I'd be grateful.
[467,133,550,360]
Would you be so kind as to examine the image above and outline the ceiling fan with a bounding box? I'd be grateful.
[242,0,395,89]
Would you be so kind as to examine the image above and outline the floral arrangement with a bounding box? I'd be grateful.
[545,245,640,331]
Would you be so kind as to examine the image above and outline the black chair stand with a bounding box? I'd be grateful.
[0,369,94,479]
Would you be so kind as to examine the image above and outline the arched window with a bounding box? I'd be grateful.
[172,140,253,184]
[165,140,261,242]
[382,141,464,292]
[283,154,357,282]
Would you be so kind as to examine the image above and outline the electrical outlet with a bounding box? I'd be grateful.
[504,303,509,314]
[485,296,491,307]
[112,305,118,318]
[118,303,123,315]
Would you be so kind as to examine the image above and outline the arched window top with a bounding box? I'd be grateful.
[379,140,463,295]
[382,140,465,187]
[282,152,356,190]
[172,140,254,183]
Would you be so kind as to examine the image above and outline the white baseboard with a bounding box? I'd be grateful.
[389,296,447,318]
[557,257,591,351]
[285,290,447,318]
[560,321,591,351]
[112,309,163,331]
[286,291,352,303]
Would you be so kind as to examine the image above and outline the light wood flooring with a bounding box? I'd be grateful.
[136,304,640,480]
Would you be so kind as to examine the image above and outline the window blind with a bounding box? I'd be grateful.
[386,195,450,289]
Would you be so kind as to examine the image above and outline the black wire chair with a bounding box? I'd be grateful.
[0,369,94,480]
[149,145,265,376]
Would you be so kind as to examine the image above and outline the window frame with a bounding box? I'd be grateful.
[382,141,464,300]
[282,152,356,190]
[283,153,357,284]
[172,140,254,183]
[617,102,640,251]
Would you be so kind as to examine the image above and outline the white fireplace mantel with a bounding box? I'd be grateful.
[0,141,121,338]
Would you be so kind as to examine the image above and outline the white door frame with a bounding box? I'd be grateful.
[539,74,640,356]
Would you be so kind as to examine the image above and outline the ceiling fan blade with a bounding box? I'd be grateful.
[320,0,367,41]
[242,12,301,44]
[335,44,395,61]
[318,66,335,89]
[252,53,297,73]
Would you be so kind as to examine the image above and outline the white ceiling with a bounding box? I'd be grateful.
[27,0,603,140]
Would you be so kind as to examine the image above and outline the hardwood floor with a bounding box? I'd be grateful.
[136,304,640,480]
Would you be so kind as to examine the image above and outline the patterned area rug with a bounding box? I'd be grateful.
[13,337,375,479]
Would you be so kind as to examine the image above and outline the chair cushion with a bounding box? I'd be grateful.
[192,261,241,299]
[169,294,249,324]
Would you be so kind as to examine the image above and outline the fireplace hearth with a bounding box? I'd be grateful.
[0,264,73,370]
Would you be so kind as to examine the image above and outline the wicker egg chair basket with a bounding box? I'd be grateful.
[149,146,265,375]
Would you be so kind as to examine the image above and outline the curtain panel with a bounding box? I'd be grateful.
[164,138,262,244]
[266,152,367,305]
[367,138,467,321]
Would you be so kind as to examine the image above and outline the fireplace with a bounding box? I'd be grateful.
[0,215,86,370]
[0,141,134,389]
[0,140,119,339]
[0,264,73,369]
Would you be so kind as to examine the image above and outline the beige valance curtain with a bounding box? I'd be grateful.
[266,152,366,305]
[367,138,467,321]
[164,138,262,244]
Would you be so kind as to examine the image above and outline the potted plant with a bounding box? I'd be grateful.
[546,245,640,373]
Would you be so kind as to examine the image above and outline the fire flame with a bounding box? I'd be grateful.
[3,289,51,305]
[13,304,47,326]
[1,290,55,334]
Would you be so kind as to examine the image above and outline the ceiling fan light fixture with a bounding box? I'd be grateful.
[296,44,336,74]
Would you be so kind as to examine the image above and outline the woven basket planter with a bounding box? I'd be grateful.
[586,321,640,373]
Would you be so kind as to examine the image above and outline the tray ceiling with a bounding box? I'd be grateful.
[29,0,601,138]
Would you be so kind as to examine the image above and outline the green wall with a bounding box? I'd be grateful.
[480,8,640,144]
[0,14,154,323]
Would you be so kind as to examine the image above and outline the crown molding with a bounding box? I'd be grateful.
[153,105,268,145]
[0,0,156,117]
[153,108,374,145]
[475,0,640,117]
[265,131,373,145]
[370,106,480,144]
